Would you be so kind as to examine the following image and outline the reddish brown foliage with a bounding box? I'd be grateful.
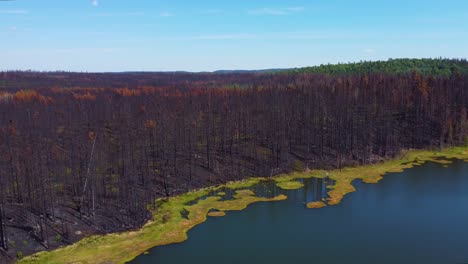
[144,119,156,129]
[73,92,97,101]
[116,88,141,97]
[88,131,96,141]
[13,90,48,104]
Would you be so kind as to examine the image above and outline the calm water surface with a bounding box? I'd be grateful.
[132,160,468,264]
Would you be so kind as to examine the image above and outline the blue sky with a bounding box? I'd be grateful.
[0,0,467,72]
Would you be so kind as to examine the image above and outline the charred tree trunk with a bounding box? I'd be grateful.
[0,205,7,251]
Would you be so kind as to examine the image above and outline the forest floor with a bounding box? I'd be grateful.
[15,146,468,264]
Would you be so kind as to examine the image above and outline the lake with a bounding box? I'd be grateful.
[131,160,468,264]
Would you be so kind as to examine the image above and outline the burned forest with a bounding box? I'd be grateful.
[0,63,467,261]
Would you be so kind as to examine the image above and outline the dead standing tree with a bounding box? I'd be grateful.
[0,204,7,251]
[79,132,97,219]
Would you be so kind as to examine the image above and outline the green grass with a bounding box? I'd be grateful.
[224,178,263,189]
[275,180,304,190]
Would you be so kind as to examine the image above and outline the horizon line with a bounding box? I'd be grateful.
[0,57,466,74]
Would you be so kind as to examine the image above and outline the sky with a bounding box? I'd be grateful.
[0,0,467,72]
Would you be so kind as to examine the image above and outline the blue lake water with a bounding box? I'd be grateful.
[132,160,468,264]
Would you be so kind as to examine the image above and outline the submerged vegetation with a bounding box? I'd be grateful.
[19,146,468,264]
[207,211,226,217]
[306,201,327,209]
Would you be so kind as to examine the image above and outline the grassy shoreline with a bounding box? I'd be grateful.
[19,146,468,264]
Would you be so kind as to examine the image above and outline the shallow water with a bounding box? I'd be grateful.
[132,160,468,264]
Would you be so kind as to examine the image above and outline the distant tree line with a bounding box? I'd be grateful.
[289,58,468,76]
[0,64,467,259]
[2,59,468,91]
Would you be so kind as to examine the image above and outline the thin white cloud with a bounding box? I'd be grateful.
[159,32,333,41]
[248,7,304,16]
[364,49,376,54]
[81,31,109,35]
[192,34,257,40]
[286,7,305,12]
[1,47,124,56]
[160,12,173,17]
[127,12,145,16]
[156,31,468,41]
[0,9,29,15]
[89,13,113,17]
[198,9,223,15]
[89,12,144,17]
[92,0,99,7]
[45,48,122,54]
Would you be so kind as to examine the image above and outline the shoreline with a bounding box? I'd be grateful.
[19,146,468,264]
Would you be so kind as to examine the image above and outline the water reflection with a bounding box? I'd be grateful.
[248,177,335,203]
[302,177,334,204]
[133,160,468,264]
[185,177,335,205]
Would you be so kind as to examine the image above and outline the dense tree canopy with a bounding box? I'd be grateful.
[289,58,468,76]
